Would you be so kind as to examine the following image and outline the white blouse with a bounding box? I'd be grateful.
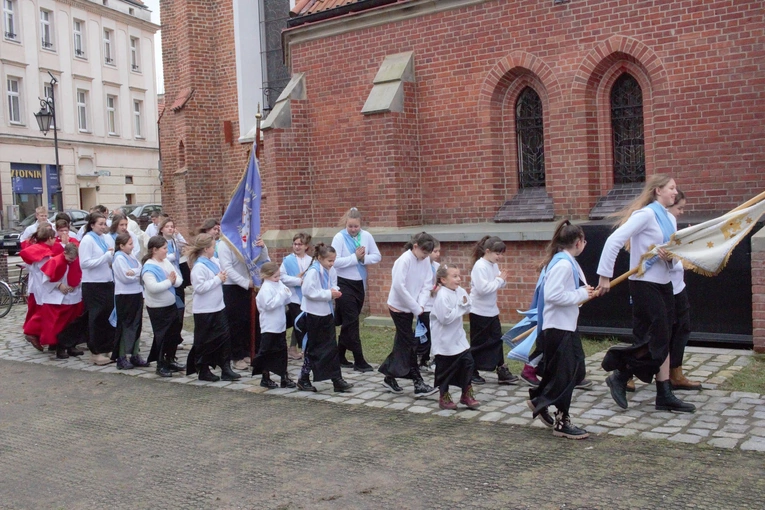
[256,279,293,333]
[301,265,338,316]
[430,286,472,357]
[386,250,432,315]
[331,230,382,281]
[469,257,506,317]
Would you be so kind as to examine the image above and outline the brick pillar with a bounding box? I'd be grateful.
[752,229,765,353]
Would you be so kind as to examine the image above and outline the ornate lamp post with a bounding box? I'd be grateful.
[33,72,60,209]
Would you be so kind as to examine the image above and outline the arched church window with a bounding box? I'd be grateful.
[515,87,545,189]
[611,74,645,184]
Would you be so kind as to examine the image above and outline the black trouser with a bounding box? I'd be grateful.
[286,302,302,348]
[82,282,116,355]
[529,328,585,416]
[378,310,422,381]
[416,311,432,365]
[222,284,254,360]
[434,350,474,394]
[669,289,691,368]
[336,277,367,365]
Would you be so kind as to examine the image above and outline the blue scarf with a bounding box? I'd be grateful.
[305,261,333,315]
[341,229,367,285]
[87,231,109,253]
[536,252,581,332]
[141,262,184,309]
[647,201,675,243]
[195,256,219,275]
[282,253,304,301]
[166,238,181,272]
[114,250,139,268]
[644,202,676,271]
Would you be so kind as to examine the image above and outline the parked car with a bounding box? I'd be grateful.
[0,209,89,254]
[127,204,163,231]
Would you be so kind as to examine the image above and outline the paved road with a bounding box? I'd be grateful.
[1,360,764,509]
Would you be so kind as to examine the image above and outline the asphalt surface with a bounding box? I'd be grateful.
[1,359,763,510]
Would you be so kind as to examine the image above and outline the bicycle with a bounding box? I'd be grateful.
[0,264,29,318]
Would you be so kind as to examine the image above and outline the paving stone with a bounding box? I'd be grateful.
[668,434,702,444]
[707,437,739,449]
[685,428,712,437]
[640,432,670,440]
[608,428,638,437]
[478,412,504,422]
[739,439,765,452]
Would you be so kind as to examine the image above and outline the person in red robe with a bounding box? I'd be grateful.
[55,219,79,249]
[19,224,63,351]
[34,243,86,358]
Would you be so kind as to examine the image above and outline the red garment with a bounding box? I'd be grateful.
[30,302,85,346]
[20,242,63,264]
[23,294,40,334]
[56,236,79,248]
[41,253,82,287]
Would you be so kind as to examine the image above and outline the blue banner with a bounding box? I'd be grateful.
[11,163,43,194]
[220,144,264,286]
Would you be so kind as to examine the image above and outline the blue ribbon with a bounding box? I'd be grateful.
[141,263,184,309]
[87,231,109,253]
[282,254,303,301]
[195,256,219,275]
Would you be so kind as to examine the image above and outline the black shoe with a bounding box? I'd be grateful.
[167,360,186,372]
[606,370,630,409]
[339,358,354,368]
[497,365,519,385]
[55,348,69,360]
[413,379,438,398]
[471,372,486,385]
[280,377,296,389]
[156,363,173,378]
[129,354,150,367]
[353,363,374,373]
[116,356,134,370]
[655,379,696,413]
[382,376,403,394]
[296,378,317,392]
[553,411,589,440]
[332,378,354,392]
[221,362,242,381]
[67,347,84,357]
[198,366,220,382]
[526,400,554,429]
[260,377,278,389]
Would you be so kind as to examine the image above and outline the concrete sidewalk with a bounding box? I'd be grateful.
[1,305,763,452]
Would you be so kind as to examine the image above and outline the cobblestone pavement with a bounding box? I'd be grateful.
[2,359,765,509]
[1,305,764,454]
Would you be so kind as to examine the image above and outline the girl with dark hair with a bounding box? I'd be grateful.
[468,236,518,385]
[79,212,116,365]
[527,220,595,439]
[597,175,695,413]
[296,243,353,393]
[378,232,438,397]
[666,190,701,391]
[254,261,295,388]
[430,264,480,410]
[185,234,241,382]
[331,208,382,372]
[280,232,312,360]
[142,235,185,377]
[110,213,140,258]
[20,224,63,352]
[111,232,147,369]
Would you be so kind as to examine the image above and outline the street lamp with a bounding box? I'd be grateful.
[33,72,61,210]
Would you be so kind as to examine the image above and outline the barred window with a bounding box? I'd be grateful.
[515,87,545,189]
[611,73,645,184]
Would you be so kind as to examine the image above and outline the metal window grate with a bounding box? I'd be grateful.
[611,73,645,184]
[515,87,545,189]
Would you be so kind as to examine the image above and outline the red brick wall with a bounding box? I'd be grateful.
[266,0,765,227]
[158,0,248,239]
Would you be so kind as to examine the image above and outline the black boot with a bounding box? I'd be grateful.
[352,351,373,372]
[198,365,220,382]
[296,375,316,392]
[655,379,696,413]
[606,369,631,409]
[280,376,296,388]
[156,360,173,378]
[332,377,354,392]
[165,344,185,372]
[221,361,242,381]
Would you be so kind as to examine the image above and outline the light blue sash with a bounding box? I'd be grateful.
[282,253,303,301]
[87,231,109,253]
[341,229,367,285]
[536,252,580,332]
[196,256,219,275]
[644,202,676,270]
[141,263,184,309]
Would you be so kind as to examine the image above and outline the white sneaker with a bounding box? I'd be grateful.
[92,354,113,366]
[232,359,249,370]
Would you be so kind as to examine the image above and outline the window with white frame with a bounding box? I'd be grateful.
[130,37,140,72]
[7,77,22,124]
[103,28,113,65]
[40,9,53,49]
[106,95,117,135]
[3,0,17,41]
[73,19,85,58]
[77,89,89,132]
[133,100,143,138]
[44,81,55,129]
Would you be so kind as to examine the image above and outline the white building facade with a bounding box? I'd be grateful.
[1,0,159,225]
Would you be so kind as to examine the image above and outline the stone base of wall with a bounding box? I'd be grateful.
[751,229,765,353]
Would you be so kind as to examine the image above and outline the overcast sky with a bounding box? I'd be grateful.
[142,0,164,94]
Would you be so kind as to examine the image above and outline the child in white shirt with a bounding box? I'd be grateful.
[254,262,295,389]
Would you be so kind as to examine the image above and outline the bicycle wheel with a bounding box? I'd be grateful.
[0,281,13,318]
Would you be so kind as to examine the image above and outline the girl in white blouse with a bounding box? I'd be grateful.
[468,236,518,385]
[255,262,295,389]
[597,174,695,414]
[296,243,353,393]
[111,232,147,370]
[430,264,480,411]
